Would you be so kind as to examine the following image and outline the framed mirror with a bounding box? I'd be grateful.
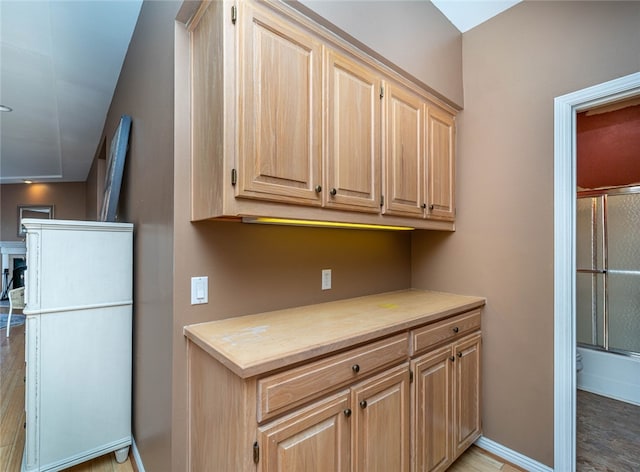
[17,205,54,238]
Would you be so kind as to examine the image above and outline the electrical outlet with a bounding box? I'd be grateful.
[321,269,332,290]
[191,276,209,304]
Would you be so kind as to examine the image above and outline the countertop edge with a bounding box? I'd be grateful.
[184,293,485,379]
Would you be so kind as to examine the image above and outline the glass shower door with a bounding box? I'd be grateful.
[606,192,640,354]
[576,196,605,347]
[577,189,640,356]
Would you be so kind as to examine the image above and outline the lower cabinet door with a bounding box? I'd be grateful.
[351,364,410,472]
[454,333,482,457]
[258,390,351,472]
[412,346,453,472]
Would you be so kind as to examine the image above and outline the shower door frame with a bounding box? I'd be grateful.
[577,186,640,358]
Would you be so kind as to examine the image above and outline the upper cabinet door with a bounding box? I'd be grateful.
[384,82,426,218]
[325,49,381,213]
[237,4,323,205]
[427,105,456,220]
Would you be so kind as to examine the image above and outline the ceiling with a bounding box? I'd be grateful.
[0,0,517,185]
[0,0,142,184]
[431,0,521,33]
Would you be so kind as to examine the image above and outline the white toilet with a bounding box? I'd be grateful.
[576,350,583,373]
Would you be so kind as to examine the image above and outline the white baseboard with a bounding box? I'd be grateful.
[475,436,553,472]
[129,433,545,472]
[131,437,146,472]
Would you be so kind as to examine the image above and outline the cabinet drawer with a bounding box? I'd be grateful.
[411,310,481,355]
[257,333,408,422]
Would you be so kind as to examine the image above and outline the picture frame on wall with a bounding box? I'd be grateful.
[101,115,132,222]
[17,205,54,238]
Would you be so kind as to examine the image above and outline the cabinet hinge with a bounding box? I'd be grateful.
[253,442,259,464]
[380,195,384,207]
[231,5,237,24]
[409,370,414,383]
[231,168,237,186]
[380,85,384,99]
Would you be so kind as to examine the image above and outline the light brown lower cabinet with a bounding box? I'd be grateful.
[259,364,410,472]
[412,333,482,472]
[184,291,484,472]
[258,390,352,472]
[453,333,482,457]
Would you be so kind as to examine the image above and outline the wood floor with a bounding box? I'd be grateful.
[1,322,521,472]
[577,389,640,472]
[447,446,524,471]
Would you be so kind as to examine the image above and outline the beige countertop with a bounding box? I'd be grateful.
[183,289,485,378]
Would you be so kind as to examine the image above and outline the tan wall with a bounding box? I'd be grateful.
[0,182,86,241]
[85,162,99,221]
[98,2,179,470]
[85,140,106,221]
[298,0,463,108]
[411,1,640,467]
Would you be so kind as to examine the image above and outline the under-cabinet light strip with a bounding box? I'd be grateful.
[242,217,414,231]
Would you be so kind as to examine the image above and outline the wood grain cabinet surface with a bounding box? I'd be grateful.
[325,48,381,213]
[411,332,482,472]
[258,364,410,472]
[257,333,408,422]
[237,2,323,206]
[188,0,458,230]
[258,390,352,472]
[453,333,482,457]
[184,290,484,471]
[384,80,427,218]
[427,105,456,220]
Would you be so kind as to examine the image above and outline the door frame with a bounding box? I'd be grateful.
[553,71,640,471]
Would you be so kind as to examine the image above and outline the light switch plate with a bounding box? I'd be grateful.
[321,269,332,290]
[191,276,209,304]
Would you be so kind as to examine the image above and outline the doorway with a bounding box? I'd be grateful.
[553,71,640,471]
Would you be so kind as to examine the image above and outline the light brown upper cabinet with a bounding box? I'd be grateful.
[189,0,458,230]
[237,3,323,206]
[384,80,456,222]
[384,81,426,218]
[427,105,456,220]
[325,48,381,213]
